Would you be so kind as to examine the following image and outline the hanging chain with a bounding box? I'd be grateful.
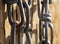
[38,0,54,44]
[3,0,54,44]
[3,0,32,44]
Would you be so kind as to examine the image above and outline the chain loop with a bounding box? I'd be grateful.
[38,0,54,44]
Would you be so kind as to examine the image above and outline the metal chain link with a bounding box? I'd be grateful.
[3,0,32,44]
[37,0,54,44]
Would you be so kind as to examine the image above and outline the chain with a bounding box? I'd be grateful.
[3,0,32,44]
[37,0,54,44]
[3,0,54,44]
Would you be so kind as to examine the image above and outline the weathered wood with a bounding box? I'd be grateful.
[0,0,5,44]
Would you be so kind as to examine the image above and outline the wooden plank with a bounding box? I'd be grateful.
[0,0,5,44]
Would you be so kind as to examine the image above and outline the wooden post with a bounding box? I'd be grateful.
[0,0,5,44]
